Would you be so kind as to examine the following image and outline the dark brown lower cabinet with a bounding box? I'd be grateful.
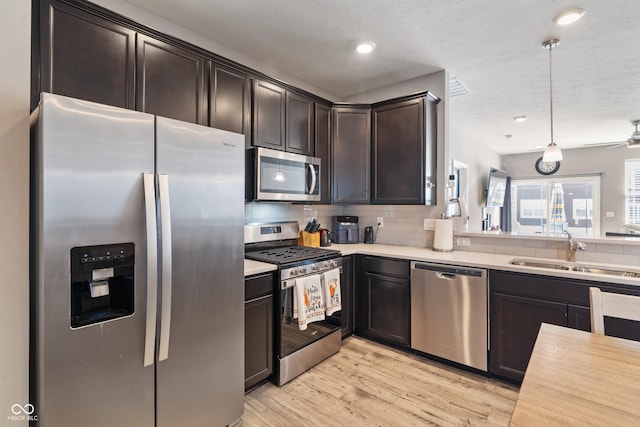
[355,256,410,348]
[489,270,640,383]
[244,273,274,391]
[490,293,567,381]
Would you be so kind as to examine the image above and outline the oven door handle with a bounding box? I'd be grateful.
[282,279,297,290]
[281,267,343,290]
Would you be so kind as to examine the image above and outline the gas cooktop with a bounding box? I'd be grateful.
[245,245,339,266]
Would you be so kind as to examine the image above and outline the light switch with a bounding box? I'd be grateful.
[606,211,615,218]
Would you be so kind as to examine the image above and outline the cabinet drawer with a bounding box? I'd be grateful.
[245,273,274,301]
[363,256,410,278]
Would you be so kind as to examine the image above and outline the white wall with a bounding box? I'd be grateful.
[502,145,635,234]
[0,1,30,424]
[448,91,502,231]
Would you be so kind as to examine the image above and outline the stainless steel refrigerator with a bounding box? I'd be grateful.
[31,93,245,427]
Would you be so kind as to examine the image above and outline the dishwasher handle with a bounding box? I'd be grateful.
[411,261,486,278]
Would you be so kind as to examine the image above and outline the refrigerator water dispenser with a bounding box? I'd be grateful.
[70,243,135,328]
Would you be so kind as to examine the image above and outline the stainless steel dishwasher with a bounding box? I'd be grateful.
[410,261,488,371]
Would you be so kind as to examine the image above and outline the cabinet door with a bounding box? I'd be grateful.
[41,1,135,109]
[315,103,332,203]
[244,294,273,391]
[568,303,640,341]
[286,92,314,155]
[209,62,250,146]
[372,97,425,204]
[339,255,354,337]
[568,304,591,332]
[136,34,206,124]
[332,107,371,203]
[356,272,410,348]
[490,293,567,382]
[252,79,286,150]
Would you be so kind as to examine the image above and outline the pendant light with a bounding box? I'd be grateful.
[542,38,562,162]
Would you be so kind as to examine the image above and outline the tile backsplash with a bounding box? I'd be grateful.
[245,202,440,246]
[245,203,640,267]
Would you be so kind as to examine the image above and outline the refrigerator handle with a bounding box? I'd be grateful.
[158,174,173,362]
[143,173,158,367]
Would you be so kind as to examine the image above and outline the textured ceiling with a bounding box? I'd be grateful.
[124,0,640,154]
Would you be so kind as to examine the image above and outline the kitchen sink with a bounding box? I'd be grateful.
[508,259,571,270]
[509,258,640,278]
[571,266,640,278]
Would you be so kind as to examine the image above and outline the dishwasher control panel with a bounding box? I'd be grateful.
[412,262,485,277]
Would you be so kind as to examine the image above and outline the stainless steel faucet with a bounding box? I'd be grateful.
[565,231,587,262]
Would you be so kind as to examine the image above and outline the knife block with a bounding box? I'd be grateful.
[298,231,320,247]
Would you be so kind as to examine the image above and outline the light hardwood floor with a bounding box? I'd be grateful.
[243,336,519,426]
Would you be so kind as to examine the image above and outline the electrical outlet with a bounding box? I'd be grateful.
[606,211,615,218]
[456,237,471,247]
[423,219,436,230]
[377,216,384,228]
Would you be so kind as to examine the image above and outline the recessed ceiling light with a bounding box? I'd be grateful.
[513,115,528,122]
[553,8,585,25]
[355,42,376,54]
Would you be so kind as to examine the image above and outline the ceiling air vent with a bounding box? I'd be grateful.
[449,77,470,97]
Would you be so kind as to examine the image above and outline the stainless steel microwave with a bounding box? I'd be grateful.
[252,147,321,202]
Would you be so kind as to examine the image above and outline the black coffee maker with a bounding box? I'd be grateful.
[363,226,375,244]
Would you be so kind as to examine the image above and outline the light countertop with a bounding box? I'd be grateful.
[245,243,640,287]
[244,259,277,277]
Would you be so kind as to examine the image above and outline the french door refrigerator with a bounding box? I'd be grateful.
[31,93,245,427]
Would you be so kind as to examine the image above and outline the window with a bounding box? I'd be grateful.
[625,159,640,225]
[510,176,600,236]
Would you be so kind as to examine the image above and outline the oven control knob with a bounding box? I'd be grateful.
[290,268,299,277]
[300,267,307,275]
[312,264,320,272]
[323,261,330,268]
[331,260,339,268]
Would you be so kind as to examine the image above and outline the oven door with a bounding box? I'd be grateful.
[279,275,340,358]
[255,147,320,202]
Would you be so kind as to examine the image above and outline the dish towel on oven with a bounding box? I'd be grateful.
[323,268,341,316]
[293,274,325,330]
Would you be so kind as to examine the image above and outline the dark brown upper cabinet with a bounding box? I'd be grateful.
[136,34,206,125]
[252,79,315,156]
[286,92,314,156]
[332,106,371,204]
[315,103,332,203]
[208,62,251,146]
[38,0,135,110]
[252,79,286,150]
[371,93,439,205]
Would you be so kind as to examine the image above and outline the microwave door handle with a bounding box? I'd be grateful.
[142,173,158,367]
[308,163,316,195]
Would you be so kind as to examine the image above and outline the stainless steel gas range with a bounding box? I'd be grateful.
[245,221,342,385]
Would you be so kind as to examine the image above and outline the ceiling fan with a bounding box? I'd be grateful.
[584,120,640,149]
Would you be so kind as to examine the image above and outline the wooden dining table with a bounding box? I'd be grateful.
[509,323,640,426]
